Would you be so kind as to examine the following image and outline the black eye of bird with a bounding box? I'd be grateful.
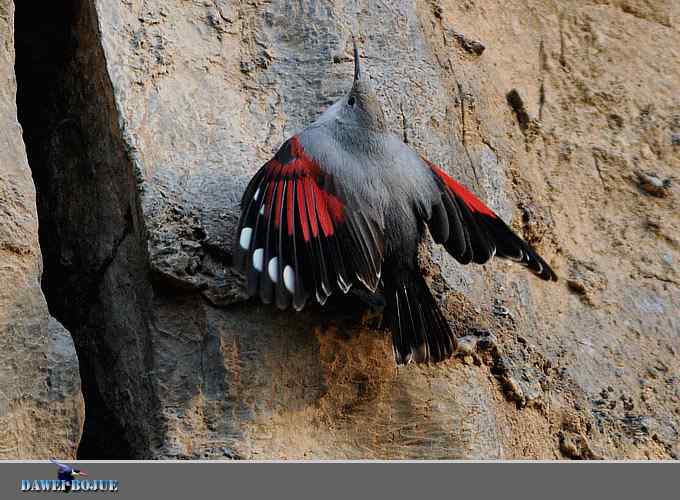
[347,96,356,107]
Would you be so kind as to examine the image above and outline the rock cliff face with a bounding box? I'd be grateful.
[1,0,678,459]
[0,0,83,459]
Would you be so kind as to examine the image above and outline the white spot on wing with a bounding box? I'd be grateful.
[259,203,265,215]
[253,248,264,271]
[254,188,260,200]
[239,227,253,250]
[268,257,279,283]
[284,266,295,293]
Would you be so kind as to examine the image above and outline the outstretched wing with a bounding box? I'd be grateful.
[424,159,557,281]
[234,136,384,310]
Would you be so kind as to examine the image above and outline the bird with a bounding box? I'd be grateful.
[233,38,557,364]
[50,459,88,492]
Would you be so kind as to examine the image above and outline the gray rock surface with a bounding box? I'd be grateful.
[0,0,83,459]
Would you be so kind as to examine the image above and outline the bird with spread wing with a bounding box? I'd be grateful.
[234,39,556,364]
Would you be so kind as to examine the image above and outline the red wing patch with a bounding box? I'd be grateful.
[426,160,496,217]
[234,136,384,311]
[262,137,345,238]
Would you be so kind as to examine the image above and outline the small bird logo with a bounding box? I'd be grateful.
[234,37,557,364]
[50,459,88,493]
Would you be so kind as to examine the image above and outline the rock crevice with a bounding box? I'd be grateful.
[15,0,158,458]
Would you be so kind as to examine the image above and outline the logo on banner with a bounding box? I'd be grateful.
[19,459,119,493]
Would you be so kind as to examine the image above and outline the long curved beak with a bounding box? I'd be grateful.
[352,36,361,83]
[74,470,88,477]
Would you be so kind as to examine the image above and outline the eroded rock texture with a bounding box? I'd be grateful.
[0,0,83,459]
[3,0,679,459]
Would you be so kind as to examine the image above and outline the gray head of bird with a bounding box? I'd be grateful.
[318,37,387,132]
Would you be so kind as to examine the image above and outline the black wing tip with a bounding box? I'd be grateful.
[475,213,558,282]
[543,261,558,281]
[534,264,558,282]
[523,245,558,282]
[542,264,559,282]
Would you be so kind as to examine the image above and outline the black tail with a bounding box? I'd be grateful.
[383,269,456,364]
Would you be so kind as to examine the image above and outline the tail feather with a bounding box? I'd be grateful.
[384,270,456,364]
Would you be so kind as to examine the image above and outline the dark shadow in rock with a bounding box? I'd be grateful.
[15,0,158,458]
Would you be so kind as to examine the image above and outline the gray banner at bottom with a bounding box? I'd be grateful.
[0,461,676,500]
